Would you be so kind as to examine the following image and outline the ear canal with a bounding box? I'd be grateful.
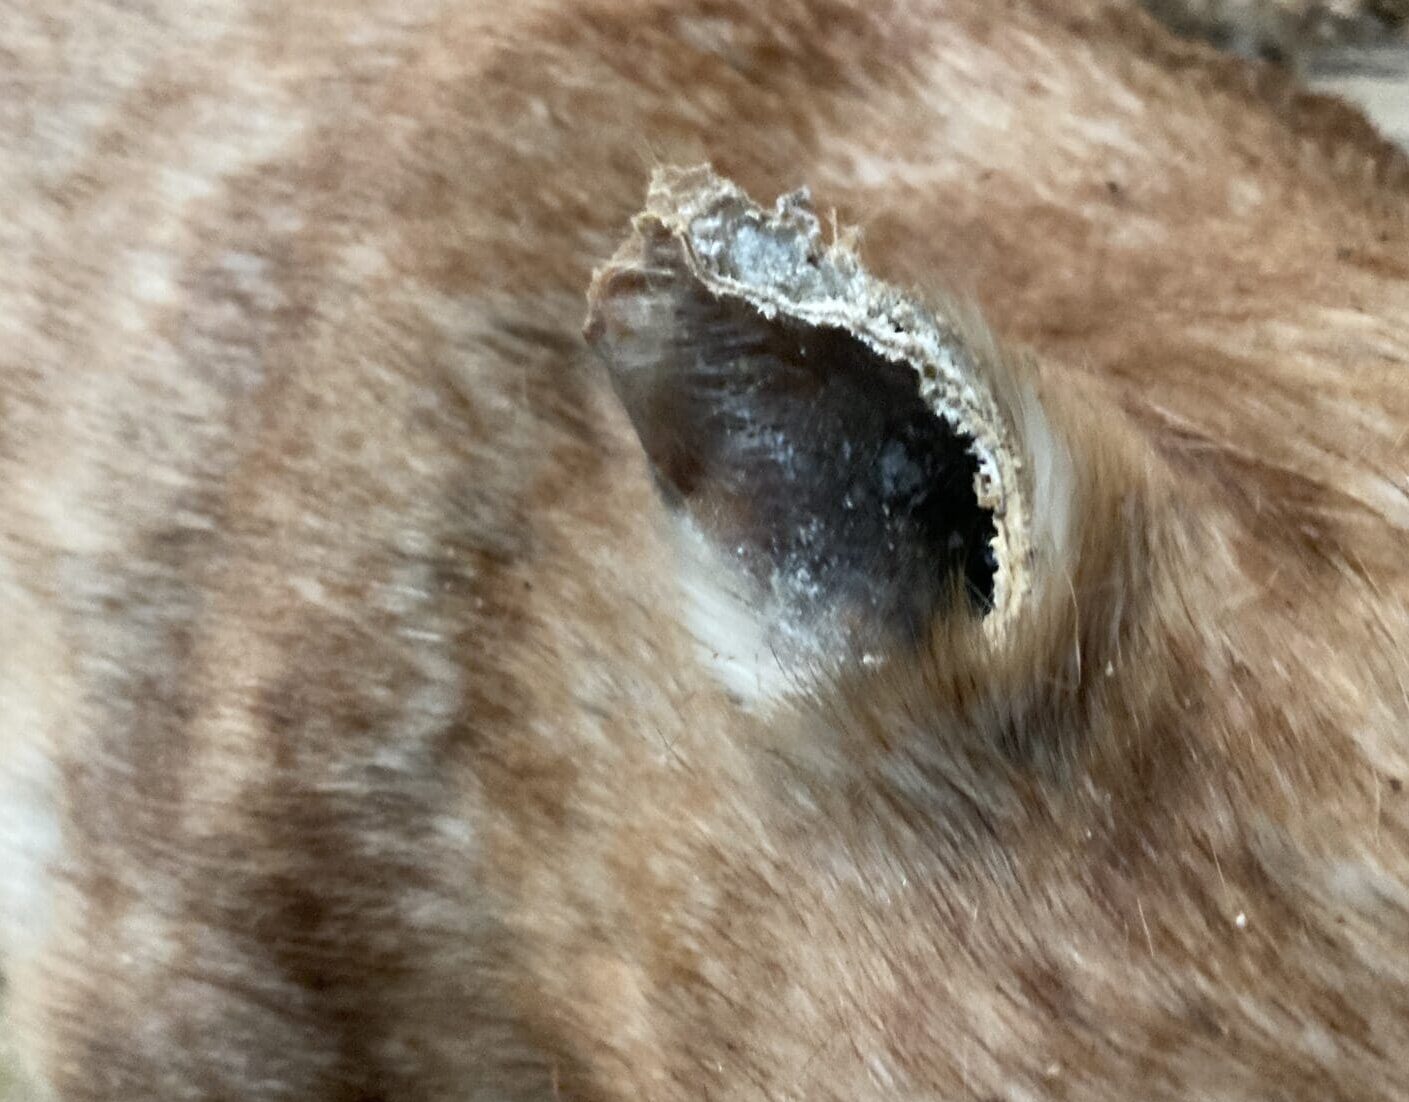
[585,166,1043,668]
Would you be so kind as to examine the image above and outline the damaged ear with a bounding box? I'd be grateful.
[585,167,1058,687]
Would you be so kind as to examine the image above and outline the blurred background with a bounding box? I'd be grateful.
[1140,0,1409,148]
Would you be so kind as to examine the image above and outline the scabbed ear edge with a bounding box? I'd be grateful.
[585,165,1055,663]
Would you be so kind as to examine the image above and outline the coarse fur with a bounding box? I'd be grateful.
[2,0,1409,1099]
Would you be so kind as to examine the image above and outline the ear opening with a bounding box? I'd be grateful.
[585,166,1053,683]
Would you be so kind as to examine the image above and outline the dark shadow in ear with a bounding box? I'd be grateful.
[587,166,1044,680]
[621,288,997,644]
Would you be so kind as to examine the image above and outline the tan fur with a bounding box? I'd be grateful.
[2,0,1409,1098]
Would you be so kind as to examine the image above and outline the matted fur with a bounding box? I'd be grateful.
[1,0,1408,1099]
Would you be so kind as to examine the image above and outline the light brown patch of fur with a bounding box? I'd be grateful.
[1,0,1408,1099]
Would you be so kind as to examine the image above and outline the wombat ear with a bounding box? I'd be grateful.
[585,167,1067,697]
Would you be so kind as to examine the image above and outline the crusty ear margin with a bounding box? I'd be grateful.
[585,165,1065,643]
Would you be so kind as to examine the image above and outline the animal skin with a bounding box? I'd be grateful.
[2,0,1409,1099]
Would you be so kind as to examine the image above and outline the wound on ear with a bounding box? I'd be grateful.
[585,167,1035,674]
[622,287,997,638]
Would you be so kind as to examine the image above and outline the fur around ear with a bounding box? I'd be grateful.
[584,166,1074,684]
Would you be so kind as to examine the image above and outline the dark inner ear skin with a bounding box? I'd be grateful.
[615,290,998,642]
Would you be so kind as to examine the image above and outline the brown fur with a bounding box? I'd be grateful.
[2,0,1409,1098]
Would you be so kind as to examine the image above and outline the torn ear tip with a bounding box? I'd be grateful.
[585,166,1058,639]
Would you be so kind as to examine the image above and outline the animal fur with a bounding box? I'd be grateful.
[1,0,1408,1098]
